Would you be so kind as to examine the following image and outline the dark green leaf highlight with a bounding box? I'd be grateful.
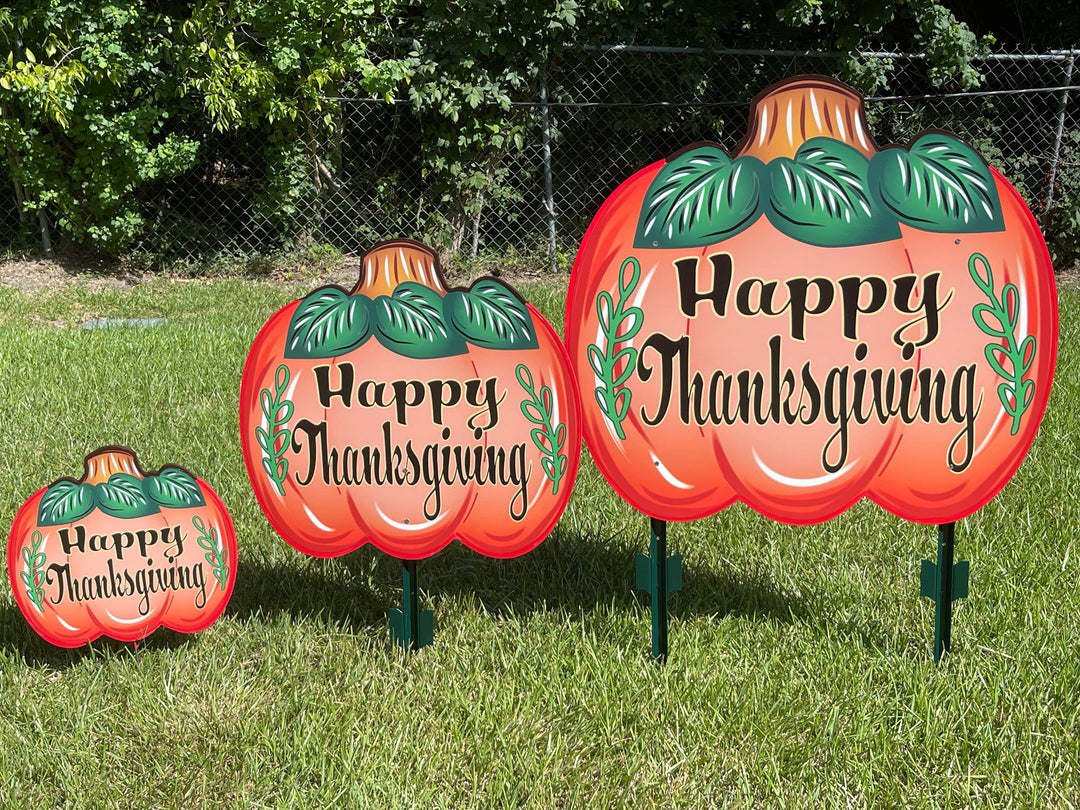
[373,282,466,359]
[285,278,540,361]
[96,474,159,519]
[444,280,538,350]
[284,287,372,359]
[144,467,207,509]
[38,481,96,526]
[37,468,213,525]
[871,134,1004,233]
[766,139,900,247]
[635,146,765,248]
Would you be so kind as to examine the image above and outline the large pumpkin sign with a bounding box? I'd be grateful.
[566,75,1057,524]
[7,447,236,647]
[240,240,581,560]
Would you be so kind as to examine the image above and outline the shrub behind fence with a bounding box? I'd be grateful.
[3,46,1078,268]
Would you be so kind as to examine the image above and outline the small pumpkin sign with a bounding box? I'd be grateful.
[239,239,581,560]
[7,447,236,647]
[566,75,1058,524]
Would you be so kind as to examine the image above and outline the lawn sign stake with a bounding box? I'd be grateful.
[921,522,969,662]
[635,517,682,662]
[389,559,434,651]
[7,446,236,648]
[240,240,581,651]
[565,75,1057,663]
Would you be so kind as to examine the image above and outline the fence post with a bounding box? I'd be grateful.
[540,75,558,274]
[1044,51,1076,230]
[38,210,52,257]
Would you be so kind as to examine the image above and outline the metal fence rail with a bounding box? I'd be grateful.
[3,46,1078,267]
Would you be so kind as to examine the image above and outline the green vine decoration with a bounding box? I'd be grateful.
[969,252,1037,435]
[193,516,230,591]
[587,256,644,440]
[516,364,568,495]
[256,364,294,495]
[20,531,46,612]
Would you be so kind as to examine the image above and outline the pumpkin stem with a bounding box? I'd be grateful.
[737,76,878,161]
[82,447,145,484]
[351,240,448,298]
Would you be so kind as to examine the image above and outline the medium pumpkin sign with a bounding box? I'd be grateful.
[566,75,1057,524]
[8,447,236,647]
[240,240,581,560]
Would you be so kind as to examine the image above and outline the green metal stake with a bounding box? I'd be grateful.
[636,517,682,663]
[920,522,969,663]
[389,559,434,652]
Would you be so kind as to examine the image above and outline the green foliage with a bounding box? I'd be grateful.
[1043,129,1080,269]
[0,2,200,251]
[176,0,410,131]
[171,2,413,252]
[579,0,993,92]
[401,0,580,253]
[0,0,1070,262]
[910,0,995,89]
[0,0,413,254]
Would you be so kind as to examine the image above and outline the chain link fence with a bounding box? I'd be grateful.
[3,46,1078,268]
[546,47,1079,267]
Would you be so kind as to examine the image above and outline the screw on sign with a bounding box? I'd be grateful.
[239,239,581,563]
[7,447,236,648]
[566,75,1057,526]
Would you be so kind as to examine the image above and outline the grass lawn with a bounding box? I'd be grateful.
[0,270,1077,807]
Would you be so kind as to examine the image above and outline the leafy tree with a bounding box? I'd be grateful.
[0,0,1045,258]
[0,2,198,251]
[574,0,994,91]
[171,0,412,248]
[391,0,581,255]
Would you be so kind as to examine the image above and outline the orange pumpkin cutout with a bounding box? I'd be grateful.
[8,447,236,647]
[239,240,581,560]
[566,75,1057,524]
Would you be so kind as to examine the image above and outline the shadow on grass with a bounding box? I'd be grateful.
[0,554,391,668]
[0,528,891,663]
[331,524,815,629]
[0,602,200,670]
[223,555,390,631]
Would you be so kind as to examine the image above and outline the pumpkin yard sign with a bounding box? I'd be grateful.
[240,240,581,561]
[566,75,1057,525]
[7,447,236,647]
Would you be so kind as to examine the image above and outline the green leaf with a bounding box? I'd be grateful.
[38,480,95,526]
[284,287,373,359]
[373,283,466,359]
[96,474,160,520]
[870,134,1004,233]
[444,280,538,350]
[766,138,901,247]
[144,467,206,509]
[635,146,765,248]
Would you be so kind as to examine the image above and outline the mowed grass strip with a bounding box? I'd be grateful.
[0,275,1076,807]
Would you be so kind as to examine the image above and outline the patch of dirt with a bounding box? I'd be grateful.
[0,253,544,297]
[1,253,1073,295]
[0,258,138,294]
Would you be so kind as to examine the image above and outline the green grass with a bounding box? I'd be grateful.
[0,274,1078,807]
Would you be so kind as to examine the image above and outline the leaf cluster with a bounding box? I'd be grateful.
[635,133,1005,250]
[284,277,539,360]
[37,467,207,526]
